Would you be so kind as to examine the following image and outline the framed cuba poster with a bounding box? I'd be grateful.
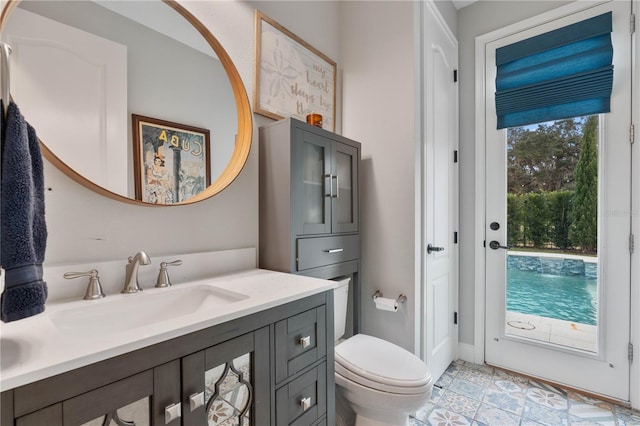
[132,114,211,204]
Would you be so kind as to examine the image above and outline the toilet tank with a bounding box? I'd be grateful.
[333,276,350,341]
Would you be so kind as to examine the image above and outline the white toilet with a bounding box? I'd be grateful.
[333,277,433,426]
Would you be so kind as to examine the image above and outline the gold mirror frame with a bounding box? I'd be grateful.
[0,0,252,206]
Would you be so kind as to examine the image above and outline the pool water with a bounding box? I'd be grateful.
[507,269,598,325]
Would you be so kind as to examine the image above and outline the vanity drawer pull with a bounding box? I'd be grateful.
[299,336,311,348]
[300,396,312,411]
[165,402,182,424]
[189,392,204,411]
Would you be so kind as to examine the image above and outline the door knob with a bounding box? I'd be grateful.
[427,244,444,254]
[489,241,510,250]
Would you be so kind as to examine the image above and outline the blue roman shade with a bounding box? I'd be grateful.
[495,12,613,129]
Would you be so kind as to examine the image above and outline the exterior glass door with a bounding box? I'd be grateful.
[483,1,632,400]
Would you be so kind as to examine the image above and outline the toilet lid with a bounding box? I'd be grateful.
[335,334,432,394]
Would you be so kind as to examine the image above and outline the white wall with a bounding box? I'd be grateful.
[339,1,418,351]
[30,0,341,267]
[456,0,572,346]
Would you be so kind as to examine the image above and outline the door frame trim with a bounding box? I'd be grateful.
[473,0,639,408]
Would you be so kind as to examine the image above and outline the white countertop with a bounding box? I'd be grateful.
[0,269,337,391]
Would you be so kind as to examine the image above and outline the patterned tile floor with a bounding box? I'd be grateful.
[410,360,640,426]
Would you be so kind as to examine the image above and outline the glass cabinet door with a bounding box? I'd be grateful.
[295,129,333,236]
[181,329,270,426]
[81,398,150,426]
[332,143,358,234]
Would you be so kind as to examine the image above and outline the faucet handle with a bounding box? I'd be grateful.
[64,269,105,300]
[155,260,182,288]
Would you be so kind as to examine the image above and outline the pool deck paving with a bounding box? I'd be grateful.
[505,311,597,352]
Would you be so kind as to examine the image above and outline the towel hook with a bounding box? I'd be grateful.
[0,42,11,118]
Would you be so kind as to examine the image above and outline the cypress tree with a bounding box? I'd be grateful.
[569,116,598,252]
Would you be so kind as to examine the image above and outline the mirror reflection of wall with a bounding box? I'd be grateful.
[4,1,237,201]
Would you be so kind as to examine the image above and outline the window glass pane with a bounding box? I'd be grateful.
[505,115,599,353]
[303,142,325,225]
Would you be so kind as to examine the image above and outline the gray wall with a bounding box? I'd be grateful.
[457,0,573,345]
[339,1,418,351]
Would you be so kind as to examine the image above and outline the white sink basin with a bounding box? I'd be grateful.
[50,285,248,336]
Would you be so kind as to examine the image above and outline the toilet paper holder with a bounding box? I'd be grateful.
[372,290,407,304]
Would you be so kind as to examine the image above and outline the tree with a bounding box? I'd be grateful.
[507,193,524,246]
[569,115,598,252]
[507,119,582,194]
[523,193,549,247]
[548,191,573,249]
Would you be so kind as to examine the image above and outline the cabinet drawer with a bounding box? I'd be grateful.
[275,363,327,426]
[297,235,359,271]
[275,307,327,384]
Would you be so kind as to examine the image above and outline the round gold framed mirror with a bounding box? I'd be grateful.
[0,0,252,206]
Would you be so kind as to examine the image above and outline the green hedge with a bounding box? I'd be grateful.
[507,191,574,249]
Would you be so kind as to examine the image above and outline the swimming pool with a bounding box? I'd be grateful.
[507,259,598,326]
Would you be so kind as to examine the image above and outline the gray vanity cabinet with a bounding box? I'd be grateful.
[0,292,334,426]
[259,118,361,335]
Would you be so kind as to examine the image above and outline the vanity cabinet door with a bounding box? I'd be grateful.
[16,370,154,426]
[66,371,153,426]
[181,327,270,426]
[16,404,62,426]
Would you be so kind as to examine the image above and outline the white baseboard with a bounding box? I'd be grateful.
[458,342,476,363]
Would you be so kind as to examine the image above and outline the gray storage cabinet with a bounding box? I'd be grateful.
[259,118,361,336]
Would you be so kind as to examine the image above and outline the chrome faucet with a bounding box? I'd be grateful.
[122,251,151,293]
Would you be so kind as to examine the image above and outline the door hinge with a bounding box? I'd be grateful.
[629,342,634,362]
[453,69,458,83]
[631,124,635,145]
[454,231,458,244]
[454,312,458,325]
[631,14,636,34]
[453,150,458,163]
[630,234,635,254]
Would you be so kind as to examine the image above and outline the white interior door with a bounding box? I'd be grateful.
[484,0,632,401]
[4,7,128,196]
[422,2,459,382]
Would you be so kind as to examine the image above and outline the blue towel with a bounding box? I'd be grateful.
[1,101,48,322]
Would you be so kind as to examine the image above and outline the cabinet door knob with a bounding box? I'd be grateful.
[189,392,204,411]
[300,396,312,411]
[164,402,181,424]
[299,336,311,348]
